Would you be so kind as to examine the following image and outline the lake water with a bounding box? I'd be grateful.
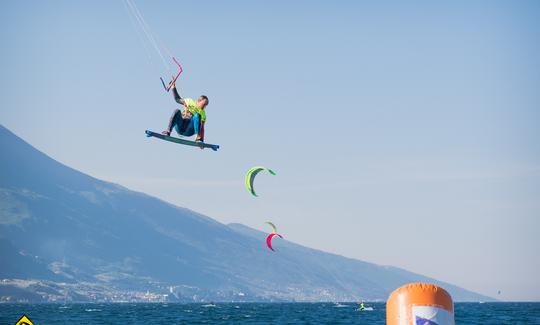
[1,302,539,324]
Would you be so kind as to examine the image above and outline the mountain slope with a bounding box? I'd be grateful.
[0,125,492,302]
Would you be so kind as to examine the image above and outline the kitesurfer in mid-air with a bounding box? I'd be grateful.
[162,82,209,142]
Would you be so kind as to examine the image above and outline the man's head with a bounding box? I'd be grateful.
[197,95,209,108]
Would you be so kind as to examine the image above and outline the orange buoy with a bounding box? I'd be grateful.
[386,283,454,325]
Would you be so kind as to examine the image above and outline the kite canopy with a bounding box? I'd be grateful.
[266,233,283,251]
[265,221,278,234]
[245,166,276,197]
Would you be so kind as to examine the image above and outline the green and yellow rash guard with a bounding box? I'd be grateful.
[184,98,206,122]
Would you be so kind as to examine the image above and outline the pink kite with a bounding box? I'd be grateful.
[266,233,283,252]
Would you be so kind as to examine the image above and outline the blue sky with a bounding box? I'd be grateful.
[1,1,539,300]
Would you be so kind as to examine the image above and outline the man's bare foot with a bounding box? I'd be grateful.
[161,130,171,136]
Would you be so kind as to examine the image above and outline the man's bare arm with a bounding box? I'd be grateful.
[197,121,205,142]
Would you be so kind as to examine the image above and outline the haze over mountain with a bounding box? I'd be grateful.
[0,125,492,302]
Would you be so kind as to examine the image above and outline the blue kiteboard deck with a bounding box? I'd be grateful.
[145,130,220,151]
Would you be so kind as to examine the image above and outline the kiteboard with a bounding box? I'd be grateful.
[145,130,220,151]
[356,307,374,311]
